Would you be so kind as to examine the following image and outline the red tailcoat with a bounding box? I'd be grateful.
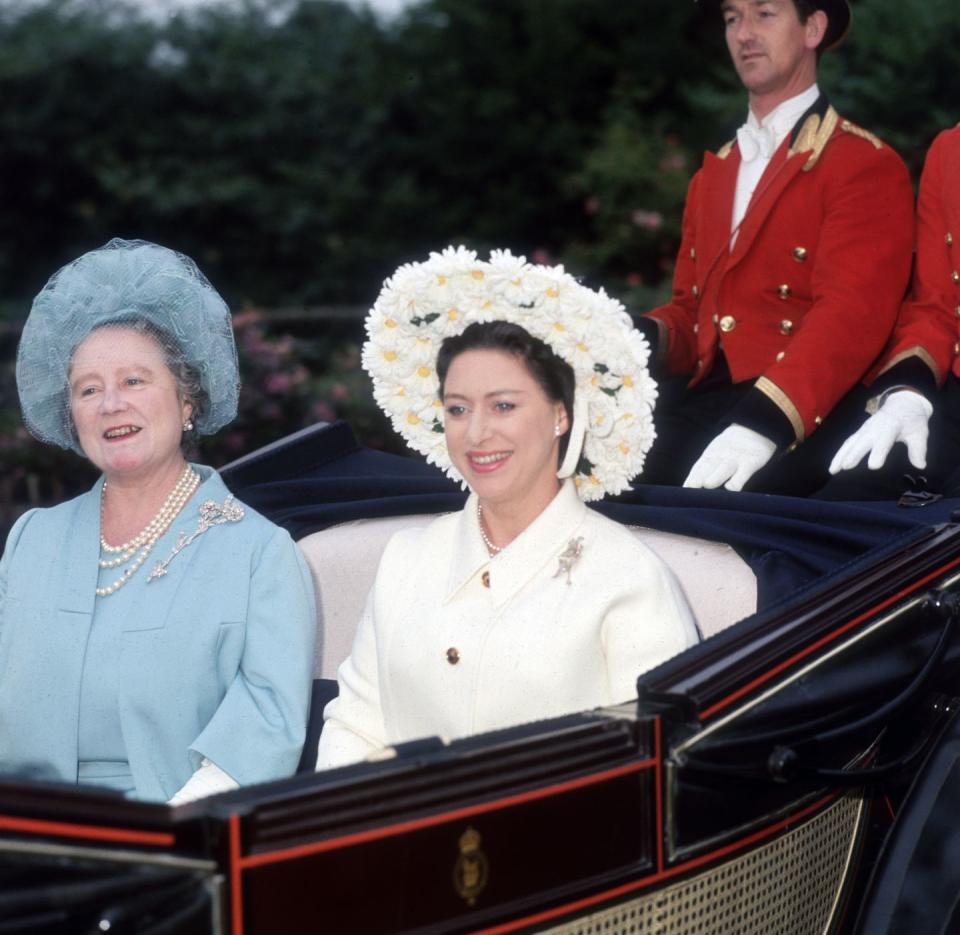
[870,125,960,386]
[645,103,914,443]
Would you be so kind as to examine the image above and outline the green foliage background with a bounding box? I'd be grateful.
[1,0,958,525]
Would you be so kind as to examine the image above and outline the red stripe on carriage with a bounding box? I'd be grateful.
[229,813,244,935]
[0,812,173,847]
[238,758,656,870]
[654,716,664,875]
[473,791,838,934]
[700,556,960,721]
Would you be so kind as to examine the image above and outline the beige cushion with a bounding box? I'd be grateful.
[297,514,757,680]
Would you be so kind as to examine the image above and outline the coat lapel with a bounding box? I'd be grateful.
[699,147,740,272]
[59,480,101,617]
[728,94,835,271]
[727,143,807,269]
[944,130,960,237]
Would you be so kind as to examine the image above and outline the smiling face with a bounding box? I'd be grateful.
[721,0,826,119]
[68,326,192,482]
[442,348,568,515]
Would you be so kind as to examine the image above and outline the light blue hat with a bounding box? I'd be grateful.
[17,238,240,452]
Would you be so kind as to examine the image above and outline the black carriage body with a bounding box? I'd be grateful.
[3,423,960,934]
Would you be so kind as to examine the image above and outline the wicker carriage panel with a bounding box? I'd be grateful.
[542,794,863,935]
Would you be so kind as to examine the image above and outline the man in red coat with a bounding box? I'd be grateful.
[821,124,960,499]
[637,0,914,494]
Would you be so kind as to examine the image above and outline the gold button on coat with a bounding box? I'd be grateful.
[712,313,719,324]
[955,306,960,319]
[947,232,954,246]
[954,342,960,356]
[953,271,960,284]
[692,284,700,298]
[792,247,808,262]
[719,315,736,333]
[693,323,699,334]
[775,351,786,362]
[778,284,792,300]
[446,647,460,665]
[780,319,794,335]
[815,416,823,426]
[690,247,696,259]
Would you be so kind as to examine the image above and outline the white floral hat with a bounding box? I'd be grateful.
[362,246,657,501]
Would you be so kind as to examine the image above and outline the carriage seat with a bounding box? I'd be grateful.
[296,515,757,681]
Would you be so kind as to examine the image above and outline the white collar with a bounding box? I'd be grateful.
[746,83,820,142]
[446,479,587,607]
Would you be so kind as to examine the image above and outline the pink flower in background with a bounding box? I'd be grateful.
[232,308,262,329]
[660,152,688,172]
[312,401,336,422]
[531,248,553,266]
[631,210,664,231]
[265,372,293,394]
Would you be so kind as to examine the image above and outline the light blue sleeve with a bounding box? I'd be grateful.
[0,510,38,623]
[189,526,316,785]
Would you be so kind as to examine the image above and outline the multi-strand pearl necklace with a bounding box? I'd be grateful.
[97,465,200,597]
[476,503,503,556]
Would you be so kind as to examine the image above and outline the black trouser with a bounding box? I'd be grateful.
[639,362,871,498]
[813,375,960,501]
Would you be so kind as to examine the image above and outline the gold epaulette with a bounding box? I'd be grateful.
[788,105,840,172]
[716,139,735,159]
[839,119,884,150]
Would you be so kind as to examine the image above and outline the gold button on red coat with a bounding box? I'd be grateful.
[719,315,736,333]
[691,284,700,298]
[947,232,954,246]
[446,647,460,665]
[776,351,786,362]
[778,284,792,300]
[780,320,794,335]
[792,247,808,262]
[955,306,960,319]
[953,271,960,284]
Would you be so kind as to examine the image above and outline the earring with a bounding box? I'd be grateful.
[183,419,194,432]
[554,424,562,437]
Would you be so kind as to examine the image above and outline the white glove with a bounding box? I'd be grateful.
[828,391,933,474]
[683,424,778,492]
[168,758,239,806]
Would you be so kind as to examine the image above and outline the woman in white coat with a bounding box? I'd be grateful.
[317,247,698,769]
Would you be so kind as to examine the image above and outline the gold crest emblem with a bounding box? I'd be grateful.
[452,826,489,906]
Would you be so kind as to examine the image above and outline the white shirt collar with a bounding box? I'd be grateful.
[746,83,820,146]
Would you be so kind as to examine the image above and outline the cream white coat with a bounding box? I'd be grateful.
[316,480,699,769]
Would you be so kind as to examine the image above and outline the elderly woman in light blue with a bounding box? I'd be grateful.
[1,239,315,803]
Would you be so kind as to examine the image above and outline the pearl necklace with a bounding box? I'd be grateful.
[476,502,502,555]
[97,465,200,597]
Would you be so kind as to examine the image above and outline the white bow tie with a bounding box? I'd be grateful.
[737,123,776,163]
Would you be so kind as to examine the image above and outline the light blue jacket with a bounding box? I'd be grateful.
[0,468,315,801]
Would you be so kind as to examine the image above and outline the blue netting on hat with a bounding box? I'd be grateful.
[16,239,240,452]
